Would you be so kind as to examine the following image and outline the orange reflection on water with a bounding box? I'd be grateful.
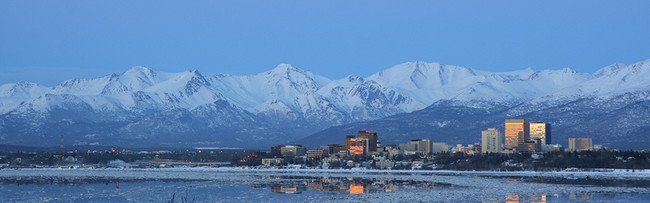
[349,183,364,194]
[529,194,546,203]
[505,194,547,203]
[569,193,592,200]
[505,195,520,203]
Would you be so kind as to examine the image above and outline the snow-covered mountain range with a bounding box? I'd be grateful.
[1,59,650,148]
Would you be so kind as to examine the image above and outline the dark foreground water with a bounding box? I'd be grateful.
[0,168,648,202]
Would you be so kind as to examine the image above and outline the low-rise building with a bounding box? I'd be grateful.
[281,145,307,157]
[307,149,324,159]
[262,158,284,166]
[376,160,394,168]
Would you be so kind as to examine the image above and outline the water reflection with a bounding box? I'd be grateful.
[499,193,592,203]
[503,194,547,203]
[569,193,593,200]
[504,194,547,203]
[349,183,363,194]
[254,176,451,194]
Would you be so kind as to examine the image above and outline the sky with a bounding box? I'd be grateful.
[1,1,650,86]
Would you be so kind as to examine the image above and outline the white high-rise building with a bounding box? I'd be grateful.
[481,128,502,153]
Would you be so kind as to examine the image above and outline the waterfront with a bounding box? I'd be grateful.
[1,168,648,202]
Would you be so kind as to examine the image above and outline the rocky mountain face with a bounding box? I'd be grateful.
[1,59,649,149]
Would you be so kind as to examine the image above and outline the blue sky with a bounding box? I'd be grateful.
[1,1,649,86]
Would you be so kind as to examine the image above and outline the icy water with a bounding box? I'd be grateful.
[0,168,649,202]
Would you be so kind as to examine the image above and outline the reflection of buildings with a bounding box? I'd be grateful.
[505,195,520,203]
[270,184,307,194]
[505,195,547,203]
[349,183,364,194]
[308,182,323,190]
[528,195,547,203]
[569,193,592,200]
[260,176,444,195]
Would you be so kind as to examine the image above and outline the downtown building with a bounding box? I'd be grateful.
[280,145,307,157]
[505,119,529,149]
[357,130,378,152]
[398,139,449,155]
[568,138,592,151]
[345,135,369,156]
[504,119,551,152]
[399,139,432,155]
[530,122,551,144]
[481,128,502,153]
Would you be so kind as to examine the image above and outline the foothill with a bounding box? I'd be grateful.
[2,119,648,171]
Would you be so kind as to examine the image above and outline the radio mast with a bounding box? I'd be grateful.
[60,135,65,153]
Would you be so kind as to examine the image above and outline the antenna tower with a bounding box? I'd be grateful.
[60,135,65,153]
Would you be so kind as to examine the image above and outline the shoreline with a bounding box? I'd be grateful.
[2,167,648,180]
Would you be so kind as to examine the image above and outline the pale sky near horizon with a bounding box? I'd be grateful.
[1,1,650,86]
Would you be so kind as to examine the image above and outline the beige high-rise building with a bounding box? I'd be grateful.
[401,139,432,155]
[430,142,449,154]
[568,138,592,151]
[280,145,306,157]
[505,119,529,149]
[481,128,502,153]
[530,122,551,144]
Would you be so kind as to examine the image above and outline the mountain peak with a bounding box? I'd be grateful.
[125,66,154,73]
[594,62,626,77]
[270,64,300,73]
[14,80,38,88]
[560,67,577,74]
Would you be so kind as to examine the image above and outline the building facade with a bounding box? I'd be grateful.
[307,149,324,159]
[530,122,551,144]
[430,142,449,154]
[271,145,285,157]
[262,158,284,166]
[505,119,529,149]
[400,139,433,155]
[481,128,502,153]
[347,138,368,156]
[280,145,306,157]
[568,138,592,151]
[357,131,378,152]
[320,144,345,156]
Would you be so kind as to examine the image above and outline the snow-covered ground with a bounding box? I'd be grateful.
[1,167,648,202]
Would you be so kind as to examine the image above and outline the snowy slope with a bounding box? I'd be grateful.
[209,64,331,111]
[366,61,598,104]
[2,59,650,148]
[0,81,49,113]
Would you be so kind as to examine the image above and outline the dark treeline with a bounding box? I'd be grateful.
[433,151,650,171]
[0,150,245,167]
[2,150,649,171]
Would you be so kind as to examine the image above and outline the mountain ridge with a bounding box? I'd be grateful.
[1,59,649,148]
